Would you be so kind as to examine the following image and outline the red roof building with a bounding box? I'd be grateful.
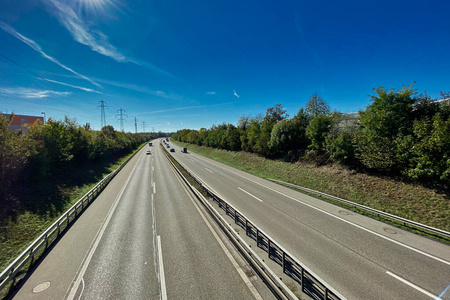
[1,114,44,131]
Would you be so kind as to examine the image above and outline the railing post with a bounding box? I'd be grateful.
[325,287,329,300]
[301,268,305,292]
[268,239,271,258]
[256,229,259,247]
[282,252,286,274]
[245,220,249,236]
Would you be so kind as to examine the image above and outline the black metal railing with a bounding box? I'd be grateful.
[164,145,345,300]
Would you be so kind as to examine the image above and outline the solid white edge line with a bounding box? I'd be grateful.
[157,235,167,300]
[76,278,84,300]
[386,271,437,299]
[66,152,144,300]
[204,167,214,173]
[238,187,263,202]
[206,160,450,266]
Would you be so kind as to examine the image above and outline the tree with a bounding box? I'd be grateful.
[264,103,288,123]
[0,114,36,200]
[245,116,262,152]
[254,104,289,156]
[305,94,330,118]
[306,115,333,152]
[269,109,310,155]
[238,115,250,151]
[325,113,357,164]
[225,124,241,151]
[355,84,417,171]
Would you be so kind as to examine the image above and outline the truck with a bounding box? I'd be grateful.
[181,147,187,153]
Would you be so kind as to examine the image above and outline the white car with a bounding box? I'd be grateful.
[146,150,151,155]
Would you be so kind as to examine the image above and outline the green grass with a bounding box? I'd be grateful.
[173,141,449,234]
[0,144,144,272]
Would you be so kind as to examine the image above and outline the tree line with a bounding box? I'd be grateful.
[172,85,449,184]
[0,116,143,215]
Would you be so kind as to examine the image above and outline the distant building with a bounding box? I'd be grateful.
[1,113,44,131]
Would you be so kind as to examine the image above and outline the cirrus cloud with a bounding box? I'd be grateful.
[0,87,71,98]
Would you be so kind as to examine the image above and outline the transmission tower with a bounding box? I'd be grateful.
[97,99,107,128]
[134,117,138,134]
[142,121,146,133]
[115,108,127,132]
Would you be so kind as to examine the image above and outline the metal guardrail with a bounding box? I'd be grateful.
[163,144,345,300]
[0,143,145,293]
[269,179,450,239]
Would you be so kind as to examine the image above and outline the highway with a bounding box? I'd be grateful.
[11,142,274,300]
[168,141,450,300]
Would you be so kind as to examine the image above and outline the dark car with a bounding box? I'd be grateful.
[170,148,175,152]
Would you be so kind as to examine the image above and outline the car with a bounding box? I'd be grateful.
[146,150,151,155]
[181,147,187,153]
[166,144,170,148]
[170,148,175,152]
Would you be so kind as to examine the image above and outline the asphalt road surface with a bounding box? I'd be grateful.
[169,141,450,300]
[11,142,274,300]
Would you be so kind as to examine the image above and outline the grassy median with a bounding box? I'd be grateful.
[172,141,449,234]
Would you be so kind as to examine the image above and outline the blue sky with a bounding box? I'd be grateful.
[0,0,449,132]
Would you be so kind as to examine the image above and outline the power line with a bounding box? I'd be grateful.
[115,108,127,132]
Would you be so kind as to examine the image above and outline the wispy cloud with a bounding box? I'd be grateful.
[42,78,101,94]
[47,0,128,62]
[0,87,71,98]
[206,91,216,95]
[92,78,180,100]
[0,21,100,87]
[134,101,238,116]
[233,90,240,98]
[45,0,176,78]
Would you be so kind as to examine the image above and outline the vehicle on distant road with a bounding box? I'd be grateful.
[148,142,152,146]
[146,150,151,155]
[170,148,175,152]
[166,144,170,148]
[181,147,187,153]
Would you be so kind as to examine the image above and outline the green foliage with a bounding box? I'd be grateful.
[405,112,450,180]
[171,85,449,184]
[0,114,37,200]
[0,116,141,215]
[324,113,357,164]
[306,115,332,152]
[269,109,309,155]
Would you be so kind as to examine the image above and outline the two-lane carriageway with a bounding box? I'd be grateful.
[169,142,450,300]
